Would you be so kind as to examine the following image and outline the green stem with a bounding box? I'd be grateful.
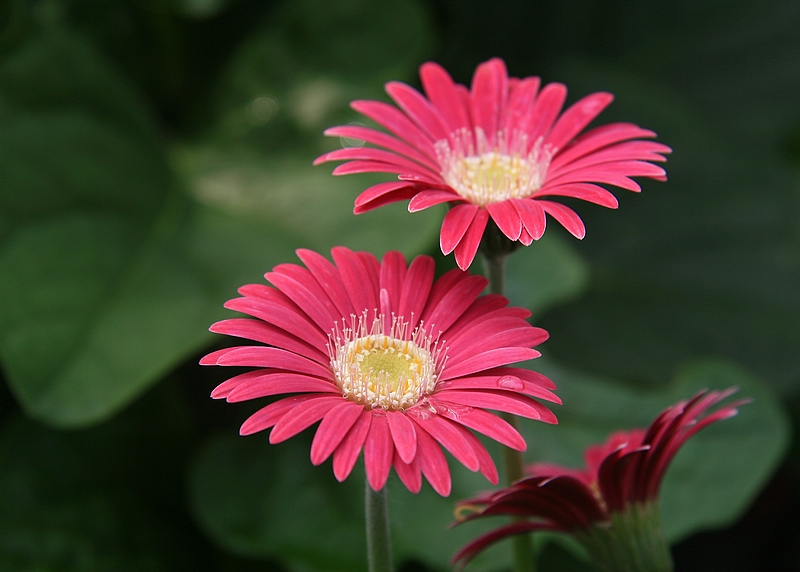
[365,480,393,572]
[480,248,535,572]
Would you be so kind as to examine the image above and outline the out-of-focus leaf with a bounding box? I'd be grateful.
[501,232,589,316]
[0,32,299,427]
[518,358,789,542]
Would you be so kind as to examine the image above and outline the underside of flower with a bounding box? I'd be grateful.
[436,128,553,207]
[330,313,444,411]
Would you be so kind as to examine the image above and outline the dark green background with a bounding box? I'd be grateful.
[1,0,798,570]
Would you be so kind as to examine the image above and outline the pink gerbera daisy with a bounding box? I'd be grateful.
[201,247,558,496]
[452,388,748,571]
[315,58,671,269]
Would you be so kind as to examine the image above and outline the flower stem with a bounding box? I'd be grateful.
[481,246,535,572]
[365,480,393,572]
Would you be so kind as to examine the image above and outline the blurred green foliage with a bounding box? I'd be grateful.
[0,0,798,570]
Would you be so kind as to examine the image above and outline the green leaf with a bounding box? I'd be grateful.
[518,358,789,542]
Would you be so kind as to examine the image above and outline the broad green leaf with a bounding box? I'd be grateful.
[517,358,789,543]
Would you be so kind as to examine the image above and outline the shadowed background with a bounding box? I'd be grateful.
[1,0,798,570]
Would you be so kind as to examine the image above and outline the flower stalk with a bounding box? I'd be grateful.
[366,480,393,572]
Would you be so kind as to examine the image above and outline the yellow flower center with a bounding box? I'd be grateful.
[329,313,443,411]
[436,128,554,207]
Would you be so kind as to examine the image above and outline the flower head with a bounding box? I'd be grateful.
[201,247,558,496]
[315,58,671,269]
[452,388,747,570]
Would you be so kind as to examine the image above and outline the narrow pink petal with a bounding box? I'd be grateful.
[437,389,554,422]
[398,255,435,330]
[488,366,557,391]
[227,373,338,403]
[415,426,452,496]
[422,274,488,334]
[272,263,343,320]
[332,159,434,179]
[545,161,666,190]
[239,394,321,435]
[448,407,526,450]
[354,181,416,208]
[408,189,462,212]
[511,199,546,241]
[470,58,508,146]
[211,316,323,358]
[501,76,540,133]
[210,370,265,399]
[380,251,407,314]
[385,81,450,141]
[310,401,364,465]
[553,123,661,166]
[447,326,547,363]
[519,227,533,246]
[421,268,468,323]
[320,146,441,178]
[269,395,343,443]
[215,346,333,378]
[387,410,418,464]
[454,207,489,270]
[540,201,586,239]
[354,187,419,214]
[351,99,436,154]
[523,82,567,142]
[333,410,372,482]
[364,413,394,491]
[445,314,538,349]
[545,92,614,151]
[533,183,618,209]
[548,140,671,177]
[411,414,479,472]
[320,125,439,169]
[441,347,541,379]
[296,248,354,319]
[223,297,329,352]
[419,61,470,132]
[486,201,523,240]
[332,246,378,318]
[265,272,335,332]
[357,251,381,296]
[393,452,422,493]
[440,203,479,255]
[461,429,498,484]
[444,296,516,339]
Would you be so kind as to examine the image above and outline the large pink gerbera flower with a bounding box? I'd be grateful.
[452,388,747,571]
[201,247,558,496]
[315,58,671,269]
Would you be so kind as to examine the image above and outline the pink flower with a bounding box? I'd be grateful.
[452,388,747,569]
[315,58,671,269]
[201,247,558,496]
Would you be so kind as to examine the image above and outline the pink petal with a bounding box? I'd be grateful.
[210,318,325,361]
[486,201,523,240]
[533,183,618,209]
[379,251,407,314]
[351,100,436,155]
[296,248,354,319]
[545,92,614,151]
[437,389,555,422]
[332,158,434,179]
[214,346,333,378]
[364,413,394,491]
[439,374,561,405]
[411,414,480,472]
[333,410,373,482]
[419,61,471,132]
[387,410,418,464]
[227,373,338,403]
[448,407,525,450]
[332,246,378,318]
[354,187,419,214]
[320,146,440,178]
[440,203,479,255]
[239,394,321,435]
[397,254,435,331]
[540,201,586,239]
[265,271,335,332]
[354,181,416,209]
[553,123,660,167]
[441,347,542,379]
[310,401,364,465]
[408,189,462,212]
[422,274,488,334]
[269,395,343,443]
[523,82,567,143]
[385,81,450,141]
[223,297,329,352]
[393,452,422,493]
[415,426,452,496]
[470,58,508,146]
[501,76,540,134]
[511,199,547,241]
[447,326,547,363]
[210,370,265,399]
[321,125,439,169]
[453,207,489,270]
[461,429,499,484]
